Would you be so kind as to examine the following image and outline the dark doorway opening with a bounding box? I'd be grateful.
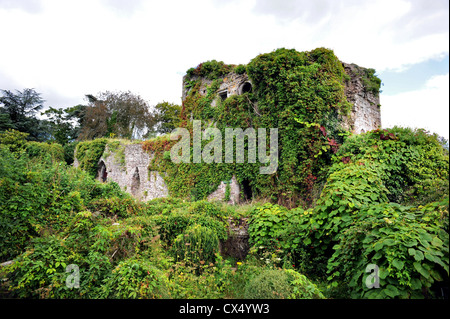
[97,161,107,182]
[219,91,228,101]
[131,167,140,196]
[241,179,253,201]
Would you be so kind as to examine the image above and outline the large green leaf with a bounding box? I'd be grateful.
[384,284,400,298]
[392,259,404,270]
[414,250,424,261]
[413,262,430,279]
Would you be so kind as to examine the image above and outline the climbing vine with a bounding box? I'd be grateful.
[144,47,359,208]
[75,138,107,177]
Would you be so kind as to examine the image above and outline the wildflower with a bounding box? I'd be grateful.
[236,262,242,266]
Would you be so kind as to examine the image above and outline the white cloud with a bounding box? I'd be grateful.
[0,0,448,118]
[381,73,449,140]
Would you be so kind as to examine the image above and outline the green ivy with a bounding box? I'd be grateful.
[148,47,354,207]
[74,138,107,177]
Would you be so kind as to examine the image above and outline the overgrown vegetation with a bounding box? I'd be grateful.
[1,124,448,299]
[1,47,448,299]
[147,48,357,208]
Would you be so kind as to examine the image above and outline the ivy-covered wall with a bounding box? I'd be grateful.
[145,47,382,208]
[74,48,382,208]
[74,139,169,201]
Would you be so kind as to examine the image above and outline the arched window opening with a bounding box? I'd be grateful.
[218,90,228,101]
[240,82,252,94]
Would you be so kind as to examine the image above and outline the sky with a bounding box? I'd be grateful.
[0,0,448,139]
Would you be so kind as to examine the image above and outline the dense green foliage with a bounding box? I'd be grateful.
[2,140,328,299]
[148,48,356,207]
[74,139,108,177]
[1,47,448,300]
[244,268,325,299]
[247,127,449,298]
[1,119,448,300]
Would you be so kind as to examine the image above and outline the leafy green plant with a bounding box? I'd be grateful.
[234,64,246,74]
[243,268,325,299]
[74,138,107,177]
[100,257,170,299]
[248,203,310,268]
[244,268,292,299]
[327,198,449,298]
[4,235,75,298]
[173,224,220,266]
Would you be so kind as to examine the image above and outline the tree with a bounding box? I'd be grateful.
[41,107,77,145]
[151,101,182,135]
[63,104,87,141]
[78,91,155,140]
[0,88,44,140]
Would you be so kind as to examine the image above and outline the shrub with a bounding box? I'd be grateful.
[248,203,306,266]
[87,196,144,218]
[173,224,220,266]
[74,138,107,177]
[243,268,325,299]
[327,198,449,298]
[4,235,75,298]
[0,129,29,154]
[234,64,246,74]
[25,141,64,162]
[244,269,292,299]
[100,257,170,299]
[285,269,326,299]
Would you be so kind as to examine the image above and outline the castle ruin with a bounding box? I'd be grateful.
[74,54,381,204]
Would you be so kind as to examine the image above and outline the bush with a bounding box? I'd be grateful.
[25,141,64,162]
[234,64,246,74]
[248,203,307,268]
[173,224,220,266]
[327,199,449,299]
[0,129,29,154]
[74,138,107,177]
[243,268,324,299]
[5,235,76,298]
[100,257,170,299]
[151,201,228,246]
[285,269,326,299]
[244,269,292,299]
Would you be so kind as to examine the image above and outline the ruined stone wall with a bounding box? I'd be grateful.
[182,72,251,107]
[74,143,169,201]
[207,175,240,205]
[74,58,380,205]
[183,62,381,134]
[342,63,382,134]
[74,142,237,203]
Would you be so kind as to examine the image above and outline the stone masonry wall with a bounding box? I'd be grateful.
[207,175,240,205]
[74,142,238,203]
[74,60,380,204]
[183,62,381,135]
[342,62,382,134]
[74,143,169,202]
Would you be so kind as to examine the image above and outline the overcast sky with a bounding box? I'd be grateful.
[0,0,448,139]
